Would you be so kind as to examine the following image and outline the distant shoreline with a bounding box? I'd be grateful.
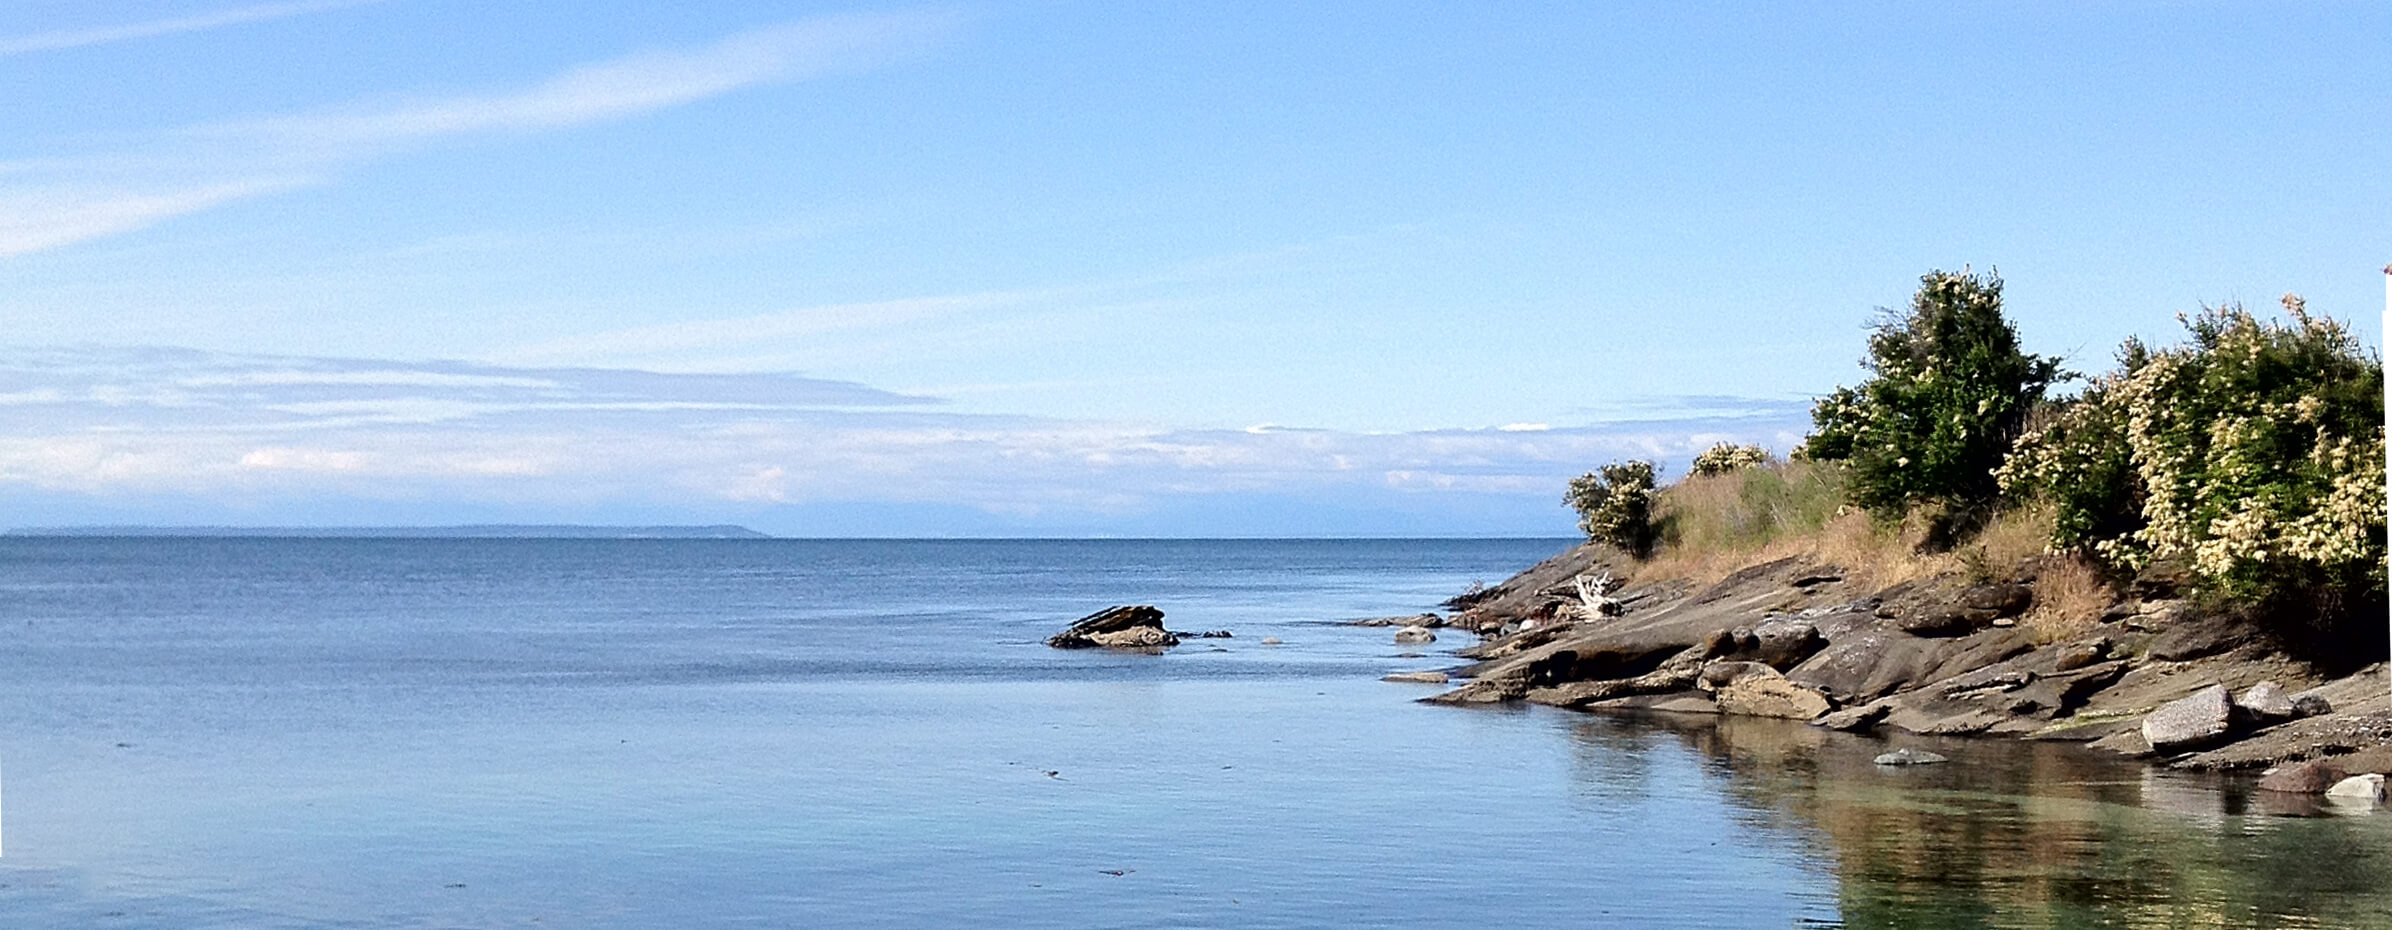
[3,524,773,540]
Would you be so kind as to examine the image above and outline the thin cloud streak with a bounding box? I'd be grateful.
[0,0,388,57]
[0,10,966,257]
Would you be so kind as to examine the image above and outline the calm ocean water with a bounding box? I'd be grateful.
[0,537,2387,929]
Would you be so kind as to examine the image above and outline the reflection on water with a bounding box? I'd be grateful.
[1565,712,2392,929]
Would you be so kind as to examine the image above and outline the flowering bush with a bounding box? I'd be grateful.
[1801,270,2063,524]
[1565,460,1657,557]
[1689,443,1769,477]
[2000,296,2385,619]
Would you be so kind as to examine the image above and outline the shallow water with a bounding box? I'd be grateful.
[0,538,2385,928]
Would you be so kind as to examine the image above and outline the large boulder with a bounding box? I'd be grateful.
[2141,684,2235,753]
[1047,605,1178,649]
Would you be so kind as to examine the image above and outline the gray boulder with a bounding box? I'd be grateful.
[2236,681,2297,723]
[1874,748,1950,766]
[1394,625,1437,645]
[1048,605,1177,649]
[2141,684,2235,753]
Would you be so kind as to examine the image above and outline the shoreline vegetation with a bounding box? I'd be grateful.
[1416,269,2392,795]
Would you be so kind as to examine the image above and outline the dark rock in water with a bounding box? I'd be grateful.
[2142,684,2235,753]
[1047,605,1178,649]
[1394,625,1437,645]
[1187,630,1234,639]
[2257,758,2347,794]
[1347,613,1444,628]
[1874,748,1949,766]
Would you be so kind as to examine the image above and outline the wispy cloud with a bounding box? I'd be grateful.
[0,0,387,57]
[0,10,966,257]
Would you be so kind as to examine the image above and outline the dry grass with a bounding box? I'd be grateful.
[1633,465,2068,595]
[2023,554,2114,644]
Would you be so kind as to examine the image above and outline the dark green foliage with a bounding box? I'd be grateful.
[1565,460,1657,557]
[1800,270,2063,525]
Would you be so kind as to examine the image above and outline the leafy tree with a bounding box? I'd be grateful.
[2004,296,2385,623]
[1801,269,2063,530]
[1565,460,1657,557]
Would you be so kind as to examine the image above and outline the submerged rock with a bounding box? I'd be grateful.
[1382,671,1450,684]
[2142,684,2235,754]
[1047,605,1178,650]
[1874,748,1949,766]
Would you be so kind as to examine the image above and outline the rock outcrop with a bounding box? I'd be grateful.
[1412,542,2392,774]
[1047,605,1178,649]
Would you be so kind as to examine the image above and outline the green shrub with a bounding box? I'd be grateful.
[1801,270,2063,528]
[1689,442,1769,477]
[1565,460,1657,557]
[2000,296,2385,622]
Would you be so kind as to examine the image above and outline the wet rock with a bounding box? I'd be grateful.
[2327,773,2388,802]
[1394,626,1437,645]
[1348,613,1444,628]
[1048,605,1178,649]
[1873,748,1949,766]
[2091,727,2154,757]
[2256,759,2347,794]
[1382,671,1449,684]
[2141,684,2235,753]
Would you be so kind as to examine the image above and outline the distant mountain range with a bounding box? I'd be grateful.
[4,524,773,539]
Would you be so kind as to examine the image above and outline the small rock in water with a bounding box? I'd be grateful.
[1393,625,1437,644]
[2257,758,2346,794]
[1381,671,1449,684]
[2326,773,2387,802]
[1260,637,1284,645]
[1874,748,1950,766]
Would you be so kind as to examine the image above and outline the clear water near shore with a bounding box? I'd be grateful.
[0,537,2387,928]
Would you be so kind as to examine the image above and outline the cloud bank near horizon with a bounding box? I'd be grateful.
[0,347,1811,536]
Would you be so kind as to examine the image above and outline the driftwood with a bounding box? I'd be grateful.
[1567,571,1624,621]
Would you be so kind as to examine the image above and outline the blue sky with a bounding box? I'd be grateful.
[1,1,2385,535]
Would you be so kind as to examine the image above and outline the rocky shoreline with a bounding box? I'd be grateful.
[1403,542,2392,798]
